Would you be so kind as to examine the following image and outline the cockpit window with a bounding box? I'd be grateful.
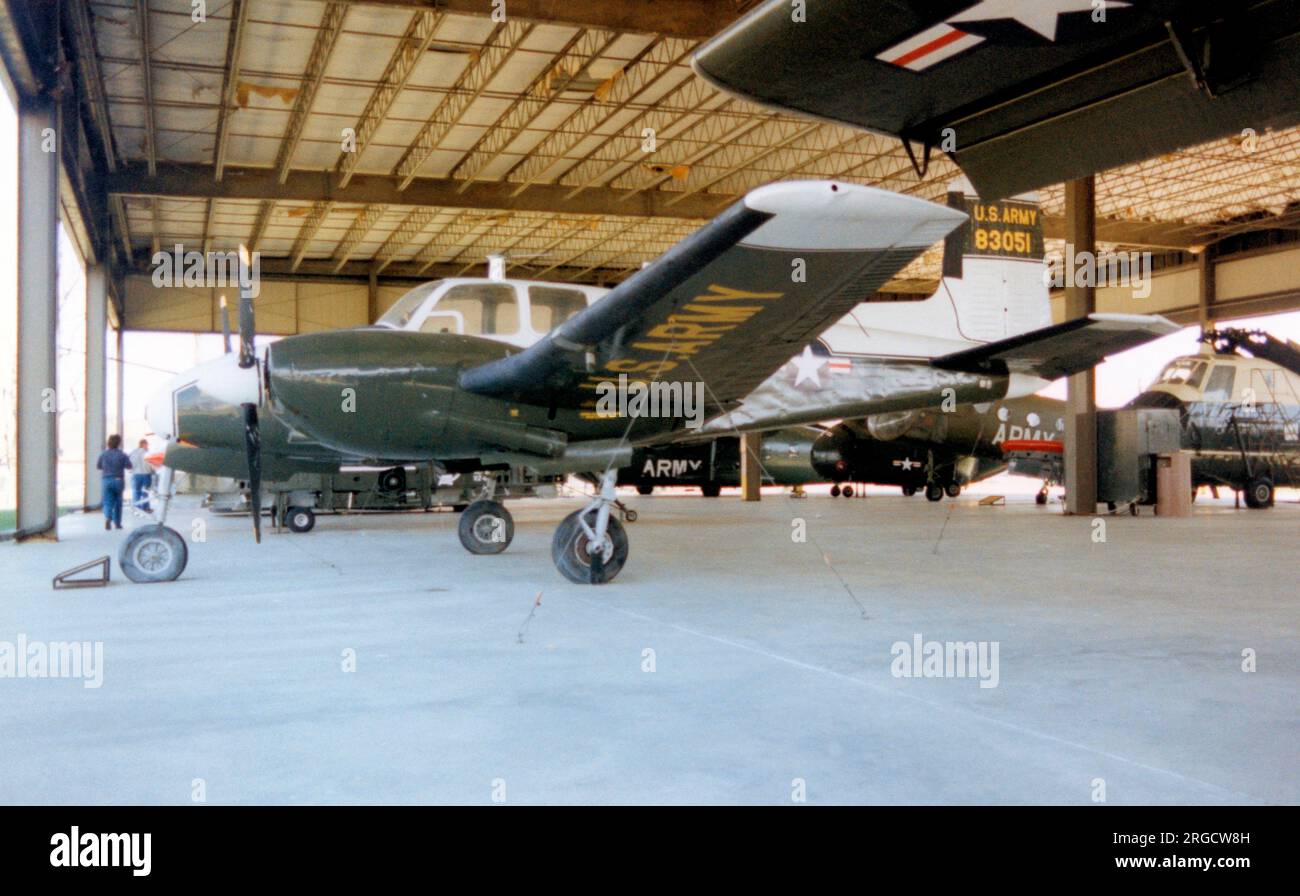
[1202,365,1235,402]
[1156,359,1207,388]
[377,282,440,328]
[529,286,589,333]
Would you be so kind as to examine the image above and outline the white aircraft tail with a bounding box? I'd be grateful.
[824,180,1052,358]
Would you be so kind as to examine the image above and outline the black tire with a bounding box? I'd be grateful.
[636,484,654,496]
[286,506,316,533]
[119,524,188,583]
[843,485,854,498]
[700,482,722,498]
[945,482,961,498]
[552,509,629,585]
[902,485,918,497]
[379,467,406,493]
[925,483,944,502]
[1244,477,1274,509]
[451,503,469,513]
[458,500,514,554]
[1035,490,1048,506]
[830,484,841,497]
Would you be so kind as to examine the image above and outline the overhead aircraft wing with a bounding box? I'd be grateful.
[693,0,1300,199]
[459,181,966,416]
[932,313,1179,381]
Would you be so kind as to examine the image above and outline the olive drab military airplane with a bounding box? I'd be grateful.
[133,180,1175,587]
[693,0,1300,200]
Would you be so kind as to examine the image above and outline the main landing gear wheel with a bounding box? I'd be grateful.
[945,482,961,499]
[700,482,721,497]
[1244,477,1274,509]
[552,509,629,585]
[1036,489,1049,506]
[286,506,316,533]
[636,484,654,496]
[830,484,841,497]
[902,485,918,497]
[458,500,514,554]
[925,482,945,502]
[842,484,854,498]
[119,524,188,583]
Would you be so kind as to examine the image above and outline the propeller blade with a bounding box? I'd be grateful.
[219,296,232,355]
[242,402,262,544]
[237,245,256,369]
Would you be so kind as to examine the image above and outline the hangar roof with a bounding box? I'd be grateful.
[60,0,1300,293]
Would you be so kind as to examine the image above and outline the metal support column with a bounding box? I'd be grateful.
[84,265,108,509]
[368,267,380,324]
[1197,248,1216,330]
[15,98,60,539]
[1064,176,1098,515]
[115,326,125,436]
[740,431,762,502]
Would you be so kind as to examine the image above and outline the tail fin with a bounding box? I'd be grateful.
[828,179,1051,357]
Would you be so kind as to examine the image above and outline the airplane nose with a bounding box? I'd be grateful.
[145,353,261,445]
[146,384,175,441]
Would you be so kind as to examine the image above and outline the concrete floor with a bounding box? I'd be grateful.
[1,489,1296,805]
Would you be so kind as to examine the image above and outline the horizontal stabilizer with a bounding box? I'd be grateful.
[932,314,1178,380]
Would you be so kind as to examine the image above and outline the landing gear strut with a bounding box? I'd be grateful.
[552,469,629,584]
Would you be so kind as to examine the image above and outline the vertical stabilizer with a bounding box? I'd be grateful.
[825,178,1051,357]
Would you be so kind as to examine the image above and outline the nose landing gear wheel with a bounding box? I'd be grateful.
[925,483,944,502]
[286,507,316,533]
[552,509,629,585]
[119,524,188,583]
[636,484,654,496]
[830,484,841,497]
[944,482,961,498]
[458,500,514,554]
[1035,489,1049,505]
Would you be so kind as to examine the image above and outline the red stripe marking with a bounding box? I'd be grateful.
[891,27,968,68]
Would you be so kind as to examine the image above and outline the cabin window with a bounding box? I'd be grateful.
[1202,365,1235,402]
[435,283,519,335]
[529,286,588,332]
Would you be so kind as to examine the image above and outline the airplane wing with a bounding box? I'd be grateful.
[932,313,1178,380]
[459,181,966,416]
[693,0,1300,199]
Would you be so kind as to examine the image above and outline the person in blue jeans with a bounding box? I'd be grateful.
[96,434,132,530]
[128,438,154,512]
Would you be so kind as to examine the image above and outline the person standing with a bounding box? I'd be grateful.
[128,438,154,513]
[95,434,132,530]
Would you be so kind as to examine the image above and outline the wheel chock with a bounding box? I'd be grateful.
[53,556,111,589]
[979,495,1005,506]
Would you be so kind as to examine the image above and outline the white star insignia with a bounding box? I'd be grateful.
[948,0,1127,42]
[791,346,828,388]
